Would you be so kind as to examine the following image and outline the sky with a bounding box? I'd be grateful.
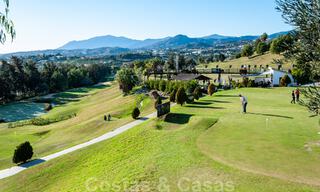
[0,0,292,53]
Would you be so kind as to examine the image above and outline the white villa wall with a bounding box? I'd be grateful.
[254,68,294,86]
[272,70,294,85]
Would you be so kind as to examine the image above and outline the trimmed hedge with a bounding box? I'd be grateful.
[193,87,202,100]
[208,84,216,96]
[144,80,199,94]
[176,87,187,106]
[8,113,77,128]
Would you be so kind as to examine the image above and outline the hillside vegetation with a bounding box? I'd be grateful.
[198,53,291,70]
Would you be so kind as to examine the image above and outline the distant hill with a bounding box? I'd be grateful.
[0,31,290,58]
[59,35,167,50]
[59,31,290,50]
[0,47,130,59]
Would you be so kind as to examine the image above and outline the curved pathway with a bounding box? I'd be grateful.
[0,112,157,180]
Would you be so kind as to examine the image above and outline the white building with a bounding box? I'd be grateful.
[254,67,294,86]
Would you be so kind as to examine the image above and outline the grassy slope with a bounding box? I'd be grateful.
[0,83,153,169]
[1,88,319,191]
[197,53,290,70]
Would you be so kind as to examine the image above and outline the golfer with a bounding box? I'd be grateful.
[291,90,295,104]
[239,94,248,113]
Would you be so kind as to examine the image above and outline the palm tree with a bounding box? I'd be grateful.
[0,0,15,44]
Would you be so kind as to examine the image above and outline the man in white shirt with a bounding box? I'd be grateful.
[239,94,248,113]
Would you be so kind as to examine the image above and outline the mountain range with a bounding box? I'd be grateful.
[59,31,289,50]
[0,31,289,58]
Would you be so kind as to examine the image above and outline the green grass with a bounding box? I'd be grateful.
[197,53,290,70]
[0,87,319,191]
[0,82,154,169]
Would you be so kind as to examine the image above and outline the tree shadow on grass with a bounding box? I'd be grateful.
[186,105,225,109]
[193,102,212,105]
[32,130,51,137]
[201,99,231,104]
[138,117,149,121]
[68,84,109,94]
[247,112,293,119]
[164,113,193,124]
[53,92,86,104]
[215,95,239,98]
[53,84,110,104]
[19,159,46,168]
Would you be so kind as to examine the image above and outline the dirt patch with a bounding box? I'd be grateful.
[304,141,320,152]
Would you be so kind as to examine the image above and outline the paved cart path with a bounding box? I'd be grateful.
[0,112,157,180]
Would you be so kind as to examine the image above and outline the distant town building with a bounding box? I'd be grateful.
[254,67,294,86]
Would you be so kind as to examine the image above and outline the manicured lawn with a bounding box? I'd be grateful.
[0,87,319,191]
[0,82,154,169]
[198,88,320,186]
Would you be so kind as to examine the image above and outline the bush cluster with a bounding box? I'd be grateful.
[8,113,77,128]
[144,79,203,106]
[231,78,269,88]
[144,79,199,94]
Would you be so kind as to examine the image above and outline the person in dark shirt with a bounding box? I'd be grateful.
[291,90,295,104]
[295,88,300,102]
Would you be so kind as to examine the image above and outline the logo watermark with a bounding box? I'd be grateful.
[85,176,235,192]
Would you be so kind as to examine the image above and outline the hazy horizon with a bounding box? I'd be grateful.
[0,0,292,53]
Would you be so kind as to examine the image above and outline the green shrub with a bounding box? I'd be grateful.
[144,80,150,89]
[159,80,167,92]
[153,80,160,90]
[173,82,181,92]
[176,87,187,106]
[170,90,176,102]
[242,77,249,87]
[165,81,172,93]
[280,75,291,87]
[154,96,162,109]
[116,68,139,93]
[44,103,53,111]
[208,84,216,96]
[247,79,256,87]
[237,82,244,88]
[149,80,155,90]
[193,87,202,100]
[231,80,237,88]
[186,95,194,104]
[135,94,146,108]
[8,114,77,128]
[12,141,33,164]
[185,80,198,94]
[31,118,51,126]
[132,107,140,119]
